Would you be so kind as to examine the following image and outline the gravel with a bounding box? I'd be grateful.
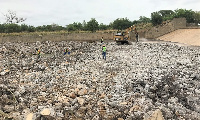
[0,41,200,120]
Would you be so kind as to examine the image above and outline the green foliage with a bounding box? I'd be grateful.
[151,12,163,26]
[111,18,132,30]
[138,16,151,23]
[158,10,174,21]
[20,24,29,31]
[4,23,21,33]
[99,23,108,30]
[51,24,65,31]
[82,20,87,31]
[73,22,83,30]
[0,24,6,33]
[132,20,139,25]
[174,9,196,23]
[86,18,99,32]
[46,25,53,31]
[27,25,35,32]
[66,24,75,32]
[66,22,83,32]
[0,23,64,33]
[36,24,65,32]
[150,9,200,26]
[194,11,200,23]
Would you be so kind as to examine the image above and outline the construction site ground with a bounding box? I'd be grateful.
[156,29,200,46]
[103,29,200,48]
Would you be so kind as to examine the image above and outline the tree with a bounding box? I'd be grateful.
[87,18,99,32]
[158,10,174,21]
[51,23,63,31]
[99,23,108,30]
[138,16,151,23]
[72,22,82,31]
[35,24,65,32]
[194,11,200,23]
[132,20,139,25]
[51,24,65,31]
[0,24,6,33]
[82,20,87,31]
[174,9,195,23]
[66,24,75,32]
[159,10,174,16]
[27,25,35,32]
[112,18,132,30]
[151,12,163,26]
[4,23,21,33]
[20,24,29,32]
[66,22,83,32]
[46,25,53,31]
[4,10,26,24]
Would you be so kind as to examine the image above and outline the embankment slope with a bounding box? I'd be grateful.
[157,29,200,46]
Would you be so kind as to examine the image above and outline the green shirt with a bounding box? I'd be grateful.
[102,46,106,52]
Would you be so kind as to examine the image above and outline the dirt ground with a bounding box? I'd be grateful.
[157,29,200,46]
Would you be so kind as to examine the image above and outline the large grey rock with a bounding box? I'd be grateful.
[3,105,15,113]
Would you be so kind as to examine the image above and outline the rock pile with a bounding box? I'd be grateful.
[0,41,200,119]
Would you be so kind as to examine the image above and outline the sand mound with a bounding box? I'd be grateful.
[158,29,200,46]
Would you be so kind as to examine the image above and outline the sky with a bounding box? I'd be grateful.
[0,0,199,26]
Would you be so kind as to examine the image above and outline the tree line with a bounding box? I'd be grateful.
[0,9,200,33]
[151,9,200,26]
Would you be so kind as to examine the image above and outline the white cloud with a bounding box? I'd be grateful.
[0,0,199,26]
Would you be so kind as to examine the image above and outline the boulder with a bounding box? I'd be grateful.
[40,108,51,116]
[77,97,85,105]
[3,105,14,113]
[146,109,165,120]
[26,113,34,120]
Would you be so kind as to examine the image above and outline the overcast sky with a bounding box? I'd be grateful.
[0,0,199,26]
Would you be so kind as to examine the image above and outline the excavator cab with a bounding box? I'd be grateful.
[113,25,136,44]
[114,31,129,44]
[114,32,124,40]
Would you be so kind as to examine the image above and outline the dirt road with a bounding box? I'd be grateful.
[157,29,200,46]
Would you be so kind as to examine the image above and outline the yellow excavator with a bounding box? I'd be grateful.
[113,25,137,44]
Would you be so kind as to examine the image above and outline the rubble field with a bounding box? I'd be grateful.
[0,41,200,120]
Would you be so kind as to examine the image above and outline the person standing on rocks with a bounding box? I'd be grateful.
[64,48,70,55]
[135,32,139,42]
[102,44,106,60]
[36,48,41,59]
[101,37,104,43]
